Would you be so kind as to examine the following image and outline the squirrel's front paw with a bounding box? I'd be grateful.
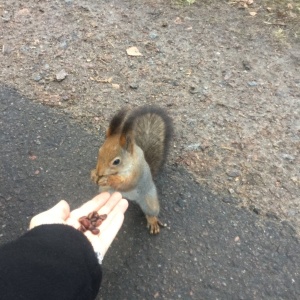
[146,216,165,234]
[98,177,108,186]
[90,169,98,183]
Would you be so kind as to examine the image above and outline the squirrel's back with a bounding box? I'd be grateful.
[123,106,173,176]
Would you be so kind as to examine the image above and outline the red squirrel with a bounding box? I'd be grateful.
[91,106,173,234]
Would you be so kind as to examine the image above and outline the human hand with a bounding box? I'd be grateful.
[30,192,128,259]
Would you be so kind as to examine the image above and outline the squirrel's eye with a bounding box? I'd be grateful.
[112,158,121,165]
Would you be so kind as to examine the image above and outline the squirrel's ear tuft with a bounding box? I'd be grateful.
[119,133,134,153]
[119,109,135,152]
[107,108,128,137]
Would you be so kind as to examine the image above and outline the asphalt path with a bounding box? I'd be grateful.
[0,85,299,299]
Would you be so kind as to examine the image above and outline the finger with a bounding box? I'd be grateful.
[98,199,128,233]
[70,192,111,220]
[49,200,70,220]
[96,192,124,216]
[98,212,125,256]
[40,200,70,220]
[29,200,70,229]
[94,199,128,256]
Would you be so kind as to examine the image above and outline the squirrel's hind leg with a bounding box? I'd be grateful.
[139,194,165,234]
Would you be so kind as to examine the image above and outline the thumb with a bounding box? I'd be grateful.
[29,200,70,229]
[48,200,70,220]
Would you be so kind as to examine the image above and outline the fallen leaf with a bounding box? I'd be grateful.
[126,46,143,56]
[185,69,192,76]
[91,20,98,28]
[111,83,120,89]
[90,77,113,83]
[56,69,68,81]
[174,17,183,24]
[15,8,30,17]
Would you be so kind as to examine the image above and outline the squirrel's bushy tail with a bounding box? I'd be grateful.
[123,106,173,176]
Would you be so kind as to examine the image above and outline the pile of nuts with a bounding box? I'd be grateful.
[78,211,107,235]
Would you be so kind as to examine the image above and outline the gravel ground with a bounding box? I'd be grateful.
[0,0,299,231]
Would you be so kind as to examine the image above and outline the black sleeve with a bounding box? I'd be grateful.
[0,224,102,300]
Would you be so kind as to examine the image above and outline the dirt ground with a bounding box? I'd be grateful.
[1,0,299,231]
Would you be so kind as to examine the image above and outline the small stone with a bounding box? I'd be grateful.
[291,176,298,184]
[226,169,240,177]
[223,70,232,80]
[149,31,158,39]
[249,205,260,215]
[32,73,43,82]
[129,82,139,89]
[20,45,30,54]
[61,95,70,101]
[186,143,201,151]
[148,58,155,65]
[281,153,295,161]
[222,197,233,204]
[59,41,68,49]
[189,86,202,94]
[247,81,258,87]
[2,11,11,22]
[56,69,68,82]
[242,60,251,70]
[253,207,260,215]
[186,119,197,127]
